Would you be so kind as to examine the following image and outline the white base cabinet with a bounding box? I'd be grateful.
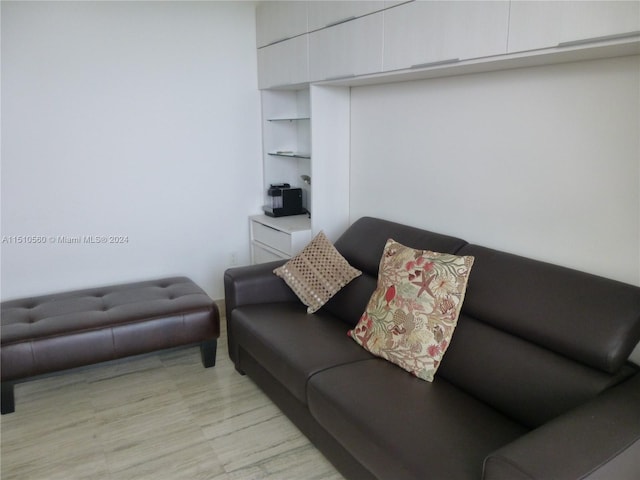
[250,214,312,264]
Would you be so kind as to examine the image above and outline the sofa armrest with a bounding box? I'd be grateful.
[483,373,640,480]
[223,260,298,315]
[224,261,300,369]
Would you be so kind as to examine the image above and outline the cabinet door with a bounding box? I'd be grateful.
[383,1,509,72]
[256,1,308,47]
[309,12,384,81]
[257,35,309,89]
[384,0,412,7]
[307,1,383,31]
[508,1,640,53]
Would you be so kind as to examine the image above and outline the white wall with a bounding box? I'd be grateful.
[1,1,262,301]
[350,55,640,287]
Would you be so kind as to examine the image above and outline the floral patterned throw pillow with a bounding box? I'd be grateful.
[348,239,474,382]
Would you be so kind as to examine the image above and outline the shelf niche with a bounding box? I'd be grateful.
[261,89,311,213]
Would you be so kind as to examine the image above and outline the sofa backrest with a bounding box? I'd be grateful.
[457,245,640,374]
[323,216,467,327]
[326,217,640,428]
[439,244,640,427]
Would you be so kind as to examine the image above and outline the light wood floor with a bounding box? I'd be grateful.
[0,323,345,480]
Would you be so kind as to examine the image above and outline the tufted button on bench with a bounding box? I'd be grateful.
[1,276,219,414]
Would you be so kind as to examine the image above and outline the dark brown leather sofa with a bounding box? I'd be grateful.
[224,217,640,480]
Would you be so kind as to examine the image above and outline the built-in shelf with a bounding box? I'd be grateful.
[267,116,310,122]
[268,151,311,159]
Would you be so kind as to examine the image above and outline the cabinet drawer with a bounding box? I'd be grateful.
[252,221,292,254]
[252,242,289,263]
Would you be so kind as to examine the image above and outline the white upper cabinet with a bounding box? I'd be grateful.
[508,1,640,53]
[383,1,510,72]
[256,1,308,47]
[256,0,640,88]
[385,1,412,7]
[309,12,384,81]
[257,35,309,89]
[307,1,385,31]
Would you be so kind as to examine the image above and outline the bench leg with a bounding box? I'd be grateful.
[200,339,217,368]
[1,382,15,415]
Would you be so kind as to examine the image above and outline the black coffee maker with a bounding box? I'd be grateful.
[263,183,306,217]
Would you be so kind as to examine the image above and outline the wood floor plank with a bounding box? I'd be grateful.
[0,328,344,480]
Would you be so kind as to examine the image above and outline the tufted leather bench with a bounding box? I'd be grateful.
[1,276,219,414]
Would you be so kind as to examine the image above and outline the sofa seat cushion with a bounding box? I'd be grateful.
[307,359,527,480]
[232,303,374,404]
[483,374,640,480]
